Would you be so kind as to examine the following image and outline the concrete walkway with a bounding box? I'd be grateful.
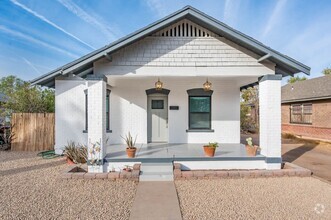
[129,181,182,220]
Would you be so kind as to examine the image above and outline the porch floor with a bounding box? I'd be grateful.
[104,143,265,163]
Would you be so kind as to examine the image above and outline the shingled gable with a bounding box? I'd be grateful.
[31,5,310,87]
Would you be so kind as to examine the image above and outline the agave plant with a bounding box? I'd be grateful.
[208,142,219,148]
[64,141,88,164]
[121,132,137,149]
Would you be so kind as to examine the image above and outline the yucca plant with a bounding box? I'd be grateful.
[64,141,88,164]
[121,132,137,149]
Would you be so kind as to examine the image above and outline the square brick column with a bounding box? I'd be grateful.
[86,75,107,173]
[259,74,282,169]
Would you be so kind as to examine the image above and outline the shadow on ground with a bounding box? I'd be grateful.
[282,143,318,163]
[0,159,65,176]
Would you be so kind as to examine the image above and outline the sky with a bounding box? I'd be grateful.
[0,0,330,82]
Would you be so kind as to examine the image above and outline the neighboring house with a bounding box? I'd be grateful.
[31,6,310,173]
[282,75,331,141]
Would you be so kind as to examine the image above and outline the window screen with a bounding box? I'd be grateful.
[106,90,110,130]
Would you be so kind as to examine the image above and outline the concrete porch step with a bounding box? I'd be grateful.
[140,162,174,181]
[140,163,174,173]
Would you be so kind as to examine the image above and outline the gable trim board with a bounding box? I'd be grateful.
[31,6,310,87]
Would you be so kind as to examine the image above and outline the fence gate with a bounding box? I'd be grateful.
[11,113,55,151]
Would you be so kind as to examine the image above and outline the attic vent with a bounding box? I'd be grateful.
[152,19,218,37]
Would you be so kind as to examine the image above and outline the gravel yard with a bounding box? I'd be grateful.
[176,178,331,219]
[0,151,137,220]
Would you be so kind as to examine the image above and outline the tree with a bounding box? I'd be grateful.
[322,68,331,75]
[241,86,259,132]
[0,75,54,150]
[0,75,55,119]
[240,103,253,132]
[287,76,307,83]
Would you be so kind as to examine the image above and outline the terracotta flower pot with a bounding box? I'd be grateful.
[66,157,75,165]
[126,147,137,158]
[246,145,258,156]
[203,146,216,157]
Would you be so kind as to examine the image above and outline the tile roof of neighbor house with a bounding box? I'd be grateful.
[281,75,331,103]
[31,5,310,87]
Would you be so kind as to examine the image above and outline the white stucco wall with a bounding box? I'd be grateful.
[54,77,87,154]
[54,34,274,150]
[106,77,240,144]
[92,35,272,145]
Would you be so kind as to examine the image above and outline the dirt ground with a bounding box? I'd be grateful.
[176,178,331,220]
[241,133,331,183]
[0,151,137,220]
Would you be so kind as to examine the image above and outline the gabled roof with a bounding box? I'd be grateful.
[282,75,331,103]
[31,5,310,87]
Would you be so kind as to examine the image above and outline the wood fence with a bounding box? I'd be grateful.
[11,113,55,151]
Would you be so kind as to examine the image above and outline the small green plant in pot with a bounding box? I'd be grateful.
[245,137,259,156]
[121,132,137,158]
[203,142,218,157]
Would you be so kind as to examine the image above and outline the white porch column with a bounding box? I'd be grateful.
[259,74,282,169]
[87,75,107,173]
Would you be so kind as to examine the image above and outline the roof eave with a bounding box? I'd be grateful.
[185,8,310,75]
[31,5,311,87]
[282,96,331,103]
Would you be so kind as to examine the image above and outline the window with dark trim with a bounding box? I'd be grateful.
[106,90,110,130]
[186,88,213,131]
[189,96,211,129]
[84,90,88,131]
[290,103,312,124]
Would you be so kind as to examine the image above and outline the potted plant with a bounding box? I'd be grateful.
[245,137,259,156]
[203,142,218,157]
[121,132,137,158]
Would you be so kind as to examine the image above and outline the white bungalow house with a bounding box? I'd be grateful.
[32,6,310,174]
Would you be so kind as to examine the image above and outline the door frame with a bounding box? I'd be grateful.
[145,88,170,143]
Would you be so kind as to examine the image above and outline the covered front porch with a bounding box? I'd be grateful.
[83,73,283,172]
[104,143,268,171]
